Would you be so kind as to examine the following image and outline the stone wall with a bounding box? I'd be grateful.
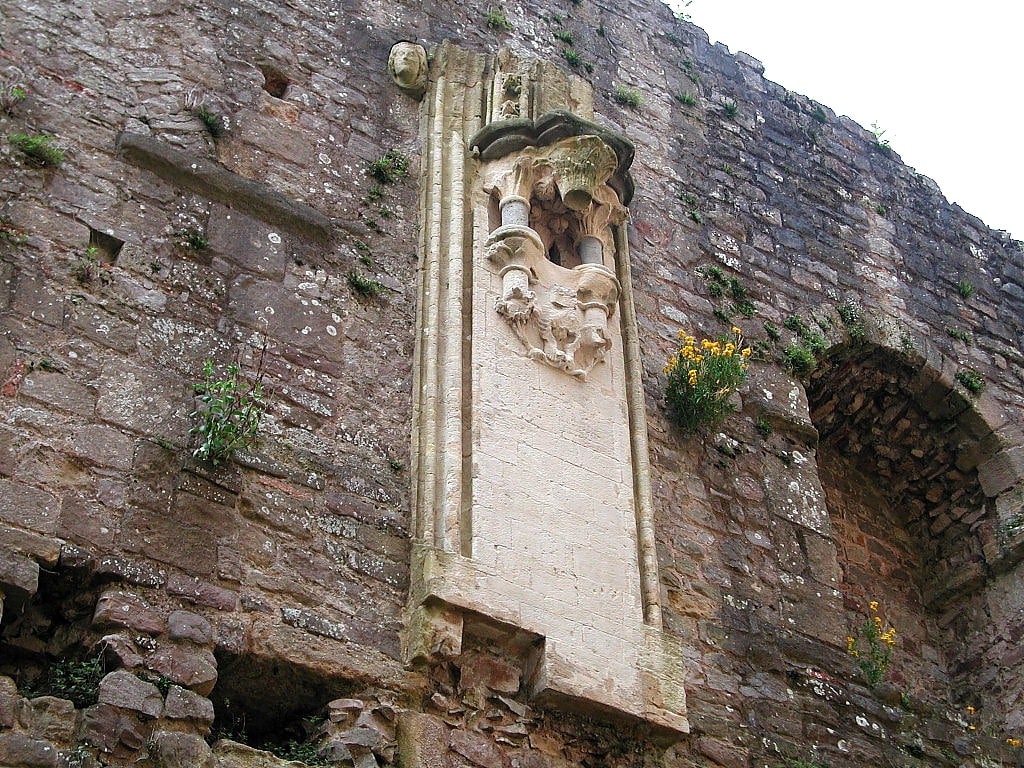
[0,0,1022,767]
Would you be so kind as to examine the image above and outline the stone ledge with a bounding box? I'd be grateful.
[114,132,334,243]
[405,545,689,739]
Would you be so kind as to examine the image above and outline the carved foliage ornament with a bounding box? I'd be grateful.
[480,126,630,380]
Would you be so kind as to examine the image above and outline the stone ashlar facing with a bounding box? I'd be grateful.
[404,42,687,737]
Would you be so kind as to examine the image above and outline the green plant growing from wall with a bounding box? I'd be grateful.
[612,85,643,109]
[195,106,226,138]
[956,367,983,395]
[681,59,699,84]
[846,600,897,687]
[957,279,975,300]
[268,740,329,765]
[0,81,26,114]
[837,301,866,342]
[9,132,64,166]
[562,49,583,68]
[782,343,816,378]
[676,91,697,107]
[664,328,752,435]
[722,99,739,118]
[553,30,574,44]
[367,150,410,184]
[946,326,971,344]
[871,121,891,154]
[485,8,512,31]
[347,270,386,298]
[190,349,268,466]
[71,245,106,285]
[177,226,209,252]
[27,656,105,708]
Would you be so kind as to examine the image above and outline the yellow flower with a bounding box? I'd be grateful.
[741,347,752,357]
[731,326,742,335]
[1007,738,1022,748]
[966,706,975,714]
[869,601,879,612]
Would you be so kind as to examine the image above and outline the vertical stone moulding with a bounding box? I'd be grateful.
[405,42,688,738]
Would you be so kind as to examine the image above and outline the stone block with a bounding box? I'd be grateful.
[450,729,503,768]
[0,733,59,767]
[79,702,149,754]
[95,361,189,440]
[20,371,96,416]
[458,652,521,694]
[0,525,61,566]
[97,670,164,718]
[0,480,59,536]
[0,675,19,728]
[397,712,450,768]
[68,424,134,469]
[163,685,215,728]
[978,447,1024,498]
[147,644,218,696]
[58,496,115,549]
[0,550,39,604]
[120,509,217,576]
[166,575,238,611]
[167,610,213,644]
[15,696,76,744]
[93,590,165,635]
[148,730,215,768]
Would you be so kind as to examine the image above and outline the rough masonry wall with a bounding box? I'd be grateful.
[0,0,1023,767]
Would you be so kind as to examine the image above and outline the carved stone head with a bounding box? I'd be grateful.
[388,42,428,97]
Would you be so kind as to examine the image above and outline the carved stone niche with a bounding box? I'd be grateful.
[406,43,687,745]
[480,122,629,380]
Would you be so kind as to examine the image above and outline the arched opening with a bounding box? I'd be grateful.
[806,340,1020,729]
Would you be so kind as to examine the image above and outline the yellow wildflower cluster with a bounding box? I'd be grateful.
[664,328,753,435]
[846,599,897,687]
[1008,737,1023,748]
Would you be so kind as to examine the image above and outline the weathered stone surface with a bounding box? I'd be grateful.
[0,676,20,729]
[68,424,134,469]
[0,733,59,768]
[163,685,215,727]
[79,703,150,754]
[458,653,521,695]
[450,729,504,768]
[398,712,450,768]
[16,696,76,744]
[167,610,214,644]
[0,550,39,604]
[97,671,164,718]
[146,645,218,696]
[0,480,59,536]
[93,590,165,635]
[148,730,215,768]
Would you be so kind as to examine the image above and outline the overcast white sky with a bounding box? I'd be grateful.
[675,1,1023,239]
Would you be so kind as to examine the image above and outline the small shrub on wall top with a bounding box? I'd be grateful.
[664,327,751,435]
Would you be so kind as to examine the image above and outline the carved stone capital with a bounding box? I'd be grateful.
[547,135,619,211]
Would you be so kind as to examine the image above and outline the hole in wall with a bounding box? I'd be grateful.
[0,558,100,695]
[259,65,290,99]
[210,647,358,743]
[806,345,995,705]
[87,227,124,263]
